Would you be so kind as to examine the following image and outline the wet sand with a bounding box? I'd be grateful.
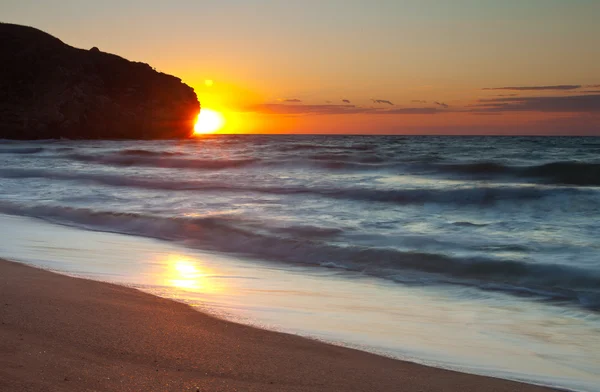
[0,259,555,392]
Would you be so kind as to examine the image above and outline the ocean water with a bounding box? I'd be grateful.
[1,136,599,391]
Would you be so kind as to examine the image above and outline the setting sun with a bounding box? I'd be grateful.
[194,109,225,135]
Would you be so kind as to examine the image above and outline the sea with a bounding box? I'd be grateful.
[1,135,599,391]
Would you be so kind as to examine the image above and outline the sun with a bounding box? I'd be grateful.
[194,109,225,135]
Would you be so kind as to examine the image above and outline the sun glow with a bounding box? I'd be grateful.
[194,109,225,135]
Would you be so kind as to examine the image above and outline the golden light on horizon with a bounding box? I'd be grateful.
[194,109,225,135]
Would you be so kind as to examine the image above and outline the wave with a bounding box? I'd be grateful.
[524,162,600,186]
[118,149,187,157]
[0,201,598,310]
[440,162,513,175]
[437,161,600,186]
[59,149,395,172]
[311,159,393,171]
[0,167,588,206]
[307,153,388,165]
[452,221,490,227]
[0,147,44,154]
[48,145,600,187]
[278,142,378,152]
[67,153,259,170]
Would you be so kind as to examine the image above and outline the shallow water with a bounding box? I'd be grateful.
[1,136,599,390]
[1,214,598,391]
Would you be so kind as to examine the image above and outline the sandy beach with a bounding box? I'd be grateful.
[0,258,556,392]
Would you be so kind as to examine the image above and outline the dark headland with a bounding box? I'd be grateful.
[0,23,200,139]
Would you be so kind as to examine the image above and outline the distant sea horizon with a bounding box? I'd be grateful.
[4,133,600,140]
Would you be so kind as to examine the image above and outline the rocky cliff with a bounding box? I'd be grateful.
[0,23,200,139]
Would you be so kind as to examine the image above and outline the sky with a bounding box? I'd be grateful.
[2,0,600,134]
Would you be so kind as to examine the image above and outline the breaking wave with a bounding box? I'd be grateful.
[0,167,590,206]
[0,201,598,310]
[44,147,600,187]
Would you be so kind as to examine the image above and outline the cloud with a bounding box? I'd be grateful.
[381,107,439,115]
[372,99,394,105]
[280,98,302,103]
[342,99,351,103]
[472,94,600,113]
[469,112,504,116]
[325,100,332,103]
[586,85,600,88]
[411,100,447,108]
[496,94,518,97]
[252,95,600,116]
[483,85,581,91]
[249,104,442,116]
[250,104,368,115]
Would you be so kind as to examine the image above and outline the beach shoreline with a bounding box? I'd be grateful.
[0,258,557,392]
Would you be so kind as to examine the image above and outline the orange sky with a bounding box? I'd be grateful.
[2,0,599,134]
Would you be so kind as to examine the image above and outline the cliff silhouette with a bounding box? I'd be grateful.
[0,23,200,139]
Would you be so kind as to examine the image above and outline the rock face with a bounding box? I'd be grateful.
[0,23,200,139]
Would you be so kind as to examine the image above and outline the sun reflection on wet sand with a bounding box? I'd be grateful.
[163,255,223,293]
